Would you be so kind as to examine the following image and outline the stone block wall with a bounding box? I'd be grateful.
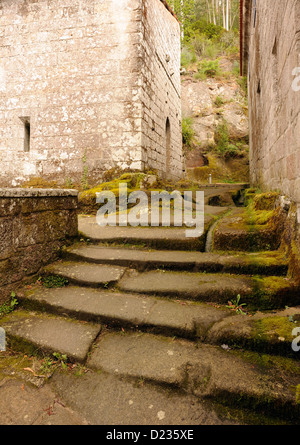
[141,0,183,180]
[0,189,78,304]
[243,0,300,281]
[0,0,182,186]
[245,0,300,204]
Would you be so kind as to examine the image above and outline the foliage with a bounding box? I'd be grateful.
[214,95,225,107]
[81,151,89,191]
[0,292,18,318]
[213,120,246,159]
[189,33,221,58]
[214,120,229,153]
[39,352,69,376]
[197,58,221,78]
[169,0,240,41]
[42,275,69,288]
[226,294,247,315]
[182,117,194,147]
[181,46,197,67]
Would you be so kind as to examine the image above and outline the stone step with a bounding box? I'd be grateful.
[212,208,282,252]
[43,261,126,288]
[206,306,300,358]
[18,285,231,340]
[64,244,289,276]
[80,224,205,251]
[78,209,228,251]
[1,311,101,362]
[87,331,300,415]
[118,270,300,310]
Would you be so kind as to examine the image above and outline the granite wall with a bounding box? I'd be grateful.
[0,188,78,303]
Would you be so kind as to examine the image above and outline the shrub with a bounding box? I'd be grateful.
[190,34,220,59]
[182,117,194,147]
[214,95,225,107]
[214,120,229,154]
[197,59,221,78]
[181,46,197,67]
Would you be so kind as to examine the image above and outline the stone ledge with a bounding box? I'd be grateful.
[0,188,78,198]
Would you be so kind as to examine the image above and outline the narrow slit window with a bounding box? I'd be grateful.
[24,121,30,152]
[20,117,30,152]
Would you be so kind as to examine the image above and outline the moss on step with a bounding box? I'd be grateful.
[253,316,296,342]
[212,191,286,252]
[252,192,280,211]
[250,276,299,310]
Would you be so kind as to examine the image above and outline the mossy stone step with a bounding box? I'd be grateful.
[64,244,288,276]
[118,270,300,310]
[212,208,283,252]
[87,331,300,416]
[1,311,101,362]
[43,261,126,288]
[18,285,231,340]
[207,307,300,357]
[78,210,227,251]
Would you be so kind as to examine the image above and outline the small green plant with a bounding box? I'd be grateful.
[214,120,229,154]
[197,59,221,78]
[226,294,247,315]
[52,352,68,370]
[42,275,69,288]
[214,95,225,108]
[81,151,89,190]
[182,117,194,147]
[65,177,74,188]
[39,352,69,375]
[181,46,197,67]
[0,292,19,318]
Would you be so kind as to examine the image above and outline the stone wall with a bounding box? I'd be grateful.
[141,0,183,180]
[243,0,300,281]
[0,0,182,187]
[244,0,300,204]
[0,189,78,304]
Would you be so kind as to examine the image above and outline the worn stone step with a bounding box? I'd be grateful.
[78,210,227,251]
[43,261,126,288]
[87,331,300,416]
[118,270,300,310]
[18,285,231,340]
[1,311,101,362]
[206,306,300,358]
[64,244,289,276]
[212,208,283,252]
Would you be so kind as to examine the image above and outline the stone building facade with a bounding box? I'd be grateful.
[242,0,300,205]
[0,0,182,187]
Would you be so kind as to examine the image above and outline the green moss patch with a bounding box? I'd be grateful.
[253,316,296,344]
[251,276,300,310]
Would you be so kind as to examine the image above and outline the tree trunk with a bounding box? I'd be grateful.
[212,0,216,25]
[222,0,226,29]
[226,0,229,31]
[206,0,212,23]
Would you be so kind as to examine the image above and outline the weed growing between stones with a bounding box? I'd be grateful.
[41,275,69,289]
[226,294,247,315]
[0,292,18,319]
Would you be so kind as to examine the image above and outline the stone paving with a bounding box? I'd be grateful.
[1,207,300,425]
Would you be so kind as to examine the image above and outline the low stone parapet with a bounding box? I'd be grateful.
[0,189,78,303]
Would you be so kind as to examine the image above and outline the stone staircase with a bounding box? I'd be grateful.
[2,208,300,422]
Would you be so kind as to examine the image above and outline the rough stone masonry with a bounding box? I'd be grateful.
[0,0,183,186]
[242,0,300,206]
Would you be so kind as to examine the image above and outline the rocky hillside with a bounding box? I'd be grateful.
[181,56,249,183]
